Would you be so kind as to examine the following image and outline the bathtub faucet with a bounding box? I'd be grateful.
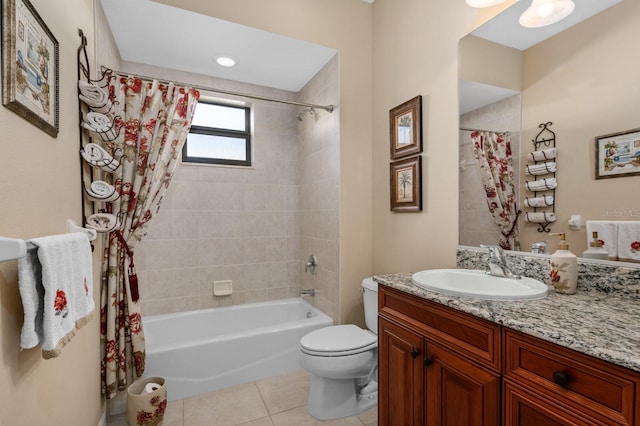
[300,289,316,297]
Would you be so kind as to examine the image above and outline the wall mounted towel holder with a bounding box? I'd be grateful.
[0,220,96,263]
[524,122,557,233]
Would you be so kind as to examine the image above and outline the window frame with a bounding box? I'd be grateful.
[182,100,252,167]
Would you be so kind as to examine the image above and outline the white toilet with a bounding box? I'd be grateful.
[299,277,379,420]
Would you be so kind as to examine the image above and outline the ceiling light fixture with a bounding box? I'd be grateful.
[519,0,575,28]
[465,0,507,8]
[216,56,237,68]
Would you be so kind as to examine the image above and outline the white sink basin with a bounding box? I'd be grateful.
[411,269,548,301]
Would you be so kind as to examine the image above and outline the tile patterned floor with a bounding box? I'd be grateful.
[108,370,377,426]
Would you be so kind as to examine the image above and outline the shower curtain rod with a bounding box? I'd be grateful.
[100,66,334,113]
[460,127,510,135]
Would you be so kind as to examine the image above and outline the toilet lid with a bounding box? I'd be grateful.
[300,324,377,355]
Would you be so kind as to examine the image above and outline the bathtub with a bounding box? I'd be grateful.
[142,298,333,401]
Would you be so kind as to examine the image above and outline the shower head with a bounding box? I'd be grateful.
[296,107,316,122]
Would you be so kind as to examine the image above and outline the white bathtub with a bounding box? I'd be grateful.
[143,298,333,401]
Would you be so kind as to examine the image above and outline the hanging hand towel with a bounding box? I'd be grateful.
[617,221,640,263]
[524,196,554,208]
[525,178,557,191]
[586,220,619,260]
[18,233,94,358]
[527,148,557,162]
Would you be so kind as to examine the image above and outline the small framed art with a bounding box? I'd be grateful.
[389,95,422,159]
[390,156,422,212]
[595,128,640,179]
[2,0,59,137]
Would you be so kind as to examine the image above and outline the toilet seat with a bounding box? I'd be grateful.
[300,324,377,357]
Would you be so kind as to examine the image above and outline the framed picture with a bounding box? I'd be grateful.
[390,95,422,159]
[390,156,422,212]
[2,0,59,137]
[595,128,640,179]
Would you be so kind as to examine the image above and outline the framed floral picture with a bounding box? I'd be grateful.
[390,95,422,159]
[390,156,422,212]
[595,128,640,179]
[2,0,59,137]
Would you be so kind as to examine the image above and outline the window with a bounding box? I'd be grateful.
[183,101,252,166]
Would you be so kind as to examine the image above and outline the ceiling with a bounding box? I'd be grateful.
[460,0,624,114]
[99,0,339,92]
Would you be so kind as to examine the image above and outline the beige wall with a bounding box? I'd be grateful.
[371,0,484,274]
[520,0,640,254]
[0,0,103,425]
[154,0,372,326]
[459,36,522,92]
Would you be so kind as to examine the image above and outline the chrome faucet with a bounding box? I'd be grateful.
[480,244,521,279]
[300,288,316,297]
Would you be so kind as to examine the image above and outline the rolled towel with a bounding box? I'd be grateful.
[525,212,557,224]
[524,195,554,208]
[78,80,114,115]
[525,162,556,176]
[527,148,557,162]
[525,177,557,191]
[80,143,120,172]
[85,180,119,202]
[85,213,119,233]
[82,112,120,142]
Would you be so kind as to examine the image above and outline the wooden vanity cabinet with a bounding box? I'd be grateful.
[379,286,500,426]
[378,285,640,426]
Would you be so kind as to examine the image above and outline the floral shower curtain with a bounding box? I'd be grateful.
[471,131,521,250]
[100,74,199,399]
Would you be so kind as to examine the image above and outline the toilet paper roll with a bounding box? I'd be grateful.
[144,382,161,394]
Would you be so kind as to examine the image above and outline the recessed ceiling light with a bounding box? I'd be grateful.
[216,56,237,68]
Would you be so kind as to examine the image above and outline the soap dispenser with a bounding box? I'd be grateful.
[582,231,609,260]
[549,232,578,294]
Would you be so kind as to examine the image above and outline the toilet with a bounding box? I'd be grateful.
[299,277,379,420]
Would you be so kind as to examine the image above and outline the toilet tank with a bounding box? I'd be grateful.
[361,278,379,334]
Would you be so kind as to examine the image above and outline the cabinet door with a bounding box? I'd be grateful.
[379,317,424,426]
[425,342,499,426]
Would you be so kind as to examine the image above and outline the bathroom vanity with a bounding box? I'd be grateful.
[376,274,640,426]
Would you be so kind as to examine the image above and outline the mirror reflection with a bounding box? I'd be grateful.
[459,0,640,262]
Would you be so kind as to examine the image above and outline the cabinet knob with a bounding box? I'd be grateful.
[552,371,570,387]
[410,348,419,359]
[424,357,433,367]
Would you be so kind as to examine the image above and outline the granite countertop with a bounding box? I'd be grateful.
[374,272,640,373]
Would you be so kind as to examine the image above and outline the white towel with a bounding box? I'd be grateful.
[78,80,114,115]
[524,196,554,208]
[524,212,556,223]
[586,221,618,260]
[617,221,640,263]
[18,233,94,358]
[525,162,556,176]
[525,177,557,191]
[82,112,120,142]
[527,148,557,162]
[80,143,120,172]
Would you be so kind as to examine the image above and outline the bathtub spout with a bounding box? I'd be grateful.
[300,289,316,297]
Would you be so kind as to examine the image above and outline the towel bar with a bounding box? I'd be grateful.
[0,219,97,263]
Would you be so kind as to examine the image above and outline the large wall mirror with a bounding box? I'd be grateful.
[459,0,640,261]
